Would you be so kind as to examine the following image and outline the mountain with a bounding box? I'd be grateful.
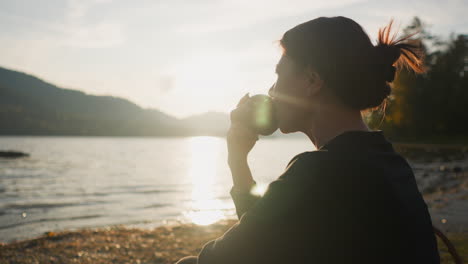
[181,111,230,136]
[0,66,229,136]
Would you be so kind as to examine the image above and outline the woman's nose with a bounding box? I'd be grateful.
[268,83,275,98]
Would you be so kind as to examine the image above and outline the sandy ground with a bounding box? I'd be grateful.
[409,149,468,233]
[0,219,467,264]
[0,219,237,264]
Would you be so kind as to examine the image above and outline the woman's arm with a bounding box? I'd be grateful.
[228,154,256,192]
[226,94,263,218]
[228,155,261,219]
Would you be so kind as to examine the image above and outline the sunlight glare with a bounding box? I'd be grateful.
[185,136,228,225]
[251,182,268,196]
[169,54,238,111]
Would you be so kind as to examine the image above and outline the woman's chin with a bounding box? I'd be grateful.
[279,125,297,134]
[277,117,302,134]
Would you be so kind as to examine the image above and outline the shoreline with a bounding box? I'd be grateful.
[0,219,238,264]
[1,146,467,263]
[1,219,467,264]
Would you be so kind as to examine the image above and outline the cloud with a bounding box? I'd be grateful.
[0,0,123,49]
[67,0,113,20]
[326,0,468,38]
[173,0,365,34]
[157,75,175,94]
[62,0,123,48]
[60,21,124,48]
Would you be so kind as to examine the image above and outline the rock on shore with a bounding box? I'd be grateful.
[0,150,29,158]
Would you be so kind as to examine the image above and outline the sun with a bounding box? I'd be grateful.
[167,53,240,113]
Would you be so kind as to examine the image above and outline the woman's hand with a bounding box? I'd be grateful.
[227,93,259,161]
[227,93,257,192]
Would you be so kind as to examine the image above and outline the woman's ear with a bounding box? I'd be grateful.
[306,68,323,97]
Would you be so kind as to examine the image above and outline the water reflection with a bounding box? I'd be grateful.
[185,136,228,225]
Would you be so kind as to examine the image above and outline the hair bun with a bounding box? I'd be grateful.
[384,65,396,82]
[374,44,399,83]
[375,44,401,65]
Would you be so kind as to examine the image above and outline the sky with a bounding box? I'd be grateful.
[0,0,467,118]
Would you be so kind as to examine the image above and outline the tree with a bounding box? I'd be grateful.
[366,17,468,142]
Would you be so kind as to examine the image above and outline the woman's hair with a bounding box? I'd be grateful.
[279,16,425,111]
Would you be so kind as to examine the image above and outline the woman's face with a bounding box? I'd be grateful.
[269,55,315,133]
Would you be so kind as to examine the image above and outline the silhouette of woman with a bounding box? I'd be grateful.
[176,16,440,264]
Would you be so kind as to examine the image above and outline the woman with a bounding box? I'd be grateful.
[176,16,440,264]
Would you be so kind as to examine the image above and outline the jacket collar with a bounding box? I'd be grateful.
[318,130,394,152]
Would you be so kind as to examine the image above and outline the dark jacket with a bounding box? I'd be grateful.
[196,130,440,264]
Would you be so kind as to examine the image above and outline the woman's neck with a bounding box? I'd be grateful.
[302,104,370,149]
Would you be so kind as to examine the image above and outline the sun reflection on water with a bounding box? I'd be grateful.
[184,136,228,226]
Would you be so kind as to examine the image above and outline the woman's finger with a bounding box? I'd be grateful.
[236,93,250,107]
[229,123,259,141]
[230,102,253,123]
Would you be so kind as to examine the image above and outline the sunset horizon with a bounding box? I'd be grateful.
[1,0,466,118]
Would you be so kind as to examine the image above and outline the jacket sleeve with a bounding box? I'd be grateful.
[229,153,304,220]
[196,154,307,264]
[229,182,261,220]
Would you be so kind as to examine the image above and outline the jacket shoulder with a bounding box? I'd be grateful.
[286,150,329,167]
[282,150,329,177]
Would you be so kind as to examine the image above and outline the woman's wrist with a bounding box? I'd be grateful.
[231,180,257,194]
[227,153,255,192]
[231,179,256,193]
[227,153,248,167]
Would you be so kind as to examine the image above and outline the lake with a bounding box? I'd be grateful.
[0,135,314,242]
